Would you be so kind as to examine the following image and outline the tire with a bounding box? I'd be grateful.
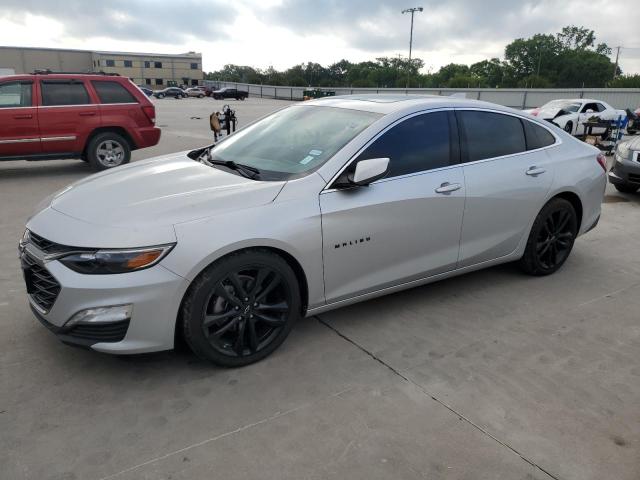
[614,183,638,193]
[87,132,131,171]
[519,198,578,276]
[564,121,573,134]
[157,93,165,99]
[181,249,301,367]
[198,94,204,98]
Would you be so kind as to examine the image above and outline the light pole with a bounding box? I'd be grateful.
[402,7,423,87]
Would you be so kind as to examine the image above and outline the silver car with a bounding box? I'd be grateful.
[20,95,606,366]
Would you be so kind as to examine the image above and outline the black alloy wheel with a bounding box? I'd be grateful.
[519,198,578,275]
[182,250,300,367]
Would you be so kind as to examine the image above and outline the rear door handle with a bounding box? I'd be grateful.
[79,111,96,116]
[526,166,546,176]
[435,182,462,194]
[13,114,33,119]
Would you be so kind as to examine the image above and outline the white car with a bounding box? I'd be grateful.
[527,99,626,136]
[20,95,607,366]
[185,87,205,98]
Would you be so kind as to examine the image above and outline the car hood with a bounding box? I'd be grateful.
[48,153,286,228]
[624,135,640,150]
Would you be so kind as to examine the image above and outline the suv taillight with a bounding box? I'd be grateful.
[596,153,607,172]
[142,105,156,125]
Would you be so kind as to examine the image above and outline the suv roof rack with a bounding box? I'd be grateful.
[32,69,120,76]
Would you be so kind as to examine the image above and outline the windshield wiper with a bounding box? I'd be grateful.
[198,147,260,179]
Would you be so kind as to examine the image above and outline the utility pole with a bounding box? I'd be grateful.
[402,6,423,88]
[612,46,621,80]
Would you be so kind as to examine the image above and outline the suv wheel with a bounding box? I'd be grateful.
[157,93,165,99]
[519,198,577,276]
[87,132,131,171]
[181,249,301,367]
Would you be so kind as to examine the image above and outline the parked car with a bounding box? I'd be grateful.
[609,136,640,193]
[185,87,205,98]
[526,99,626,136]
[0,72,160,170]
[212,87,248,100]
[154,87,187,99]
[137,86,153,96]
[20,96,606,366]
[626,107,639,135]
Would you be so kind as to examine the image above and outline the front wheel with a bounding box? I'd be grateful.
[519,198,578,276]
[157,93,165,99]
[87,132,131,171]
[181,250,301,367]
[564,121,573,134]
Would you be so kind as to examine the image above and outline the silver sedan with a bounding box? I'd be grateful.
[20,95,606,366]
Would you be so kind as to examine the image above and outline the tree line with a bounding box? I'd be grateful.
[206,26,640,89]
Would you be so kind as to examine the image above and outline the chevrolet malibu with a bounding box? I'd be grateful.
[20,95,606,366]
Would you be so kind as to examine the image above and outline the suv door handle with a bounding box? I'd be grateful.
[435,182,462,194]
[13,114,33,119]
[79,111,96,116]
[526,166,546,176]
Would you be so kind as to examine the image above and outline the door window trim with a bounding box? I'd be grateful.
[454,108,562,168]
[323,108,459,193]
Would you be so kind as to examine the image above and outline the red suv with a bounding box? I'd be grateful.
[0,72,160,170]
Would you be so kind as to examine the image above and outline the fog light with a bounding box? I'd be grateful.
[65,304,133,328]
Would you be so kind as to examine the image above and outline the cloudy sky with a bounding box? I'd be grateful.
[1,0,639,74]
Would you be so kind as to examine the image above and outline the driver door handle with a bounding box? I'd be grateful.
[526,166,546,176]
[435,182,462,194]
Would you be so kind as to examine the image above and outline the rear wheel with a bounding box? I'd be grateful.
[157,93,165,99]
[87,132,131,171]
[614,183,639,193]
[181,250,301,367]
[519,198,578,276]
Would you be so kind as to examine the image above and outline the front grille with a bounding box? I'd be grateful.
[22,253,61,312]
[66,320,130,343]
[29,231,81,256]
[628,173,640,184]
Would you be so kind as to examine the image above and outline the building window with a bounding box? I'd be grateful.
[145,78,152,85]
[105,59,115,67]
[191,79,198,86]
[154,61,162,68]
[190,63,198,70]
[96,59,100,67]
[155,78,163,86]
[124,60,133,68]
[144,61,150,68]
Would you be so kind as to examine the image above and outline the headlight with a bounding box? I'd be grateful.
[59,244,174,274]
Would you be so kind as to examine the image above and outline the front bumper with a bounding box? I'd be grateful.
[22,249,189,354]
[608,154,640,186]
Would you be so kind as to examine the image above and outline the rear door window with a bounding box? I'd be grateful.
[91,81,137,104]
[523,120,556,150]
[0,81,32,108]
[458,111,526,162]
[41,81,91,106]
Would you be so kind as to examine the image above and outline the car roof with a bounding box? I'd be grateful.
[303,94,522,115]
[0,73,127,82]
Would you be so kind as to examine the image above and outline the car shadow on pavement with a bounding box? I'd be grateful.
[0,160,91,181]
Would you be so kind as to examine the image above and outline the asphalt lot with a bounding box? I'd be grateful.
[1,97,639,480]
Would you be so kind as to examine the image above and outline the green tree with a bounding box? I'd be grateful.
[609,74,640,88]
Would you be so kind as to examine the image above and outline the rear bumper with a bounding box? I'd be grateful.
[132,126,161,149]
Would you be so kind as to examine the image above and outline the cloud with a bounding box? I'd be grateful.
[0,0,236,43]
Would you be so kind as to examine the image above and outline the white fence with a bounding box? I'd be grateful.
[208,81,640,110]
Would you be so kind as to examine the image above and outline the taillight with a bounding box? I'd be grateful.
[596,153,607,172]
[141,105,156,125]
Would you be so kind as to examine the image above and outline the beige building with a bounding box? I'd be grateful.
[0,46,203,87]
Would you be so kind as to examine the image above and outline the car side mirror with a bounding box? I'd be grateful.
[348,158,390,186]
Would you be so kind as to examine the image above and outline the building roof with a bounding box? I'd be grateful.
[0,46,201,58]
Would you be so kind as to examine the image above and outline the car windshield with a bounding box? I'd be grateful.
[210,105,382,180]
[540,100,581,114]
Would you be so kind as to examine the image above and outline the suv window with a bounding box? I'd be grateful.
[357,111,452,178]
[91,81,136,104]
[0,81,32,108]
[459,111,526,162]
[523,120,556,150]
[41,81,90,106]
